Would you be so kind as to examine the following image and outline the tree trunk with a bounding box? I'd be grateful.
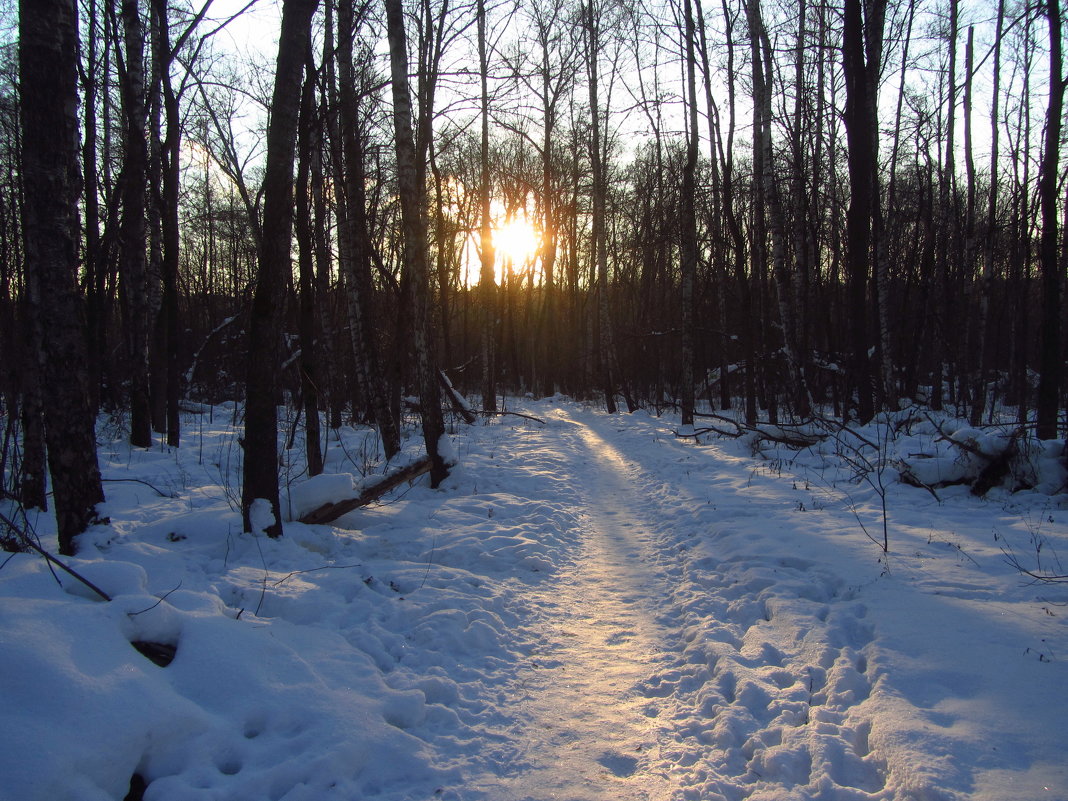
[337,0,401,457]
[583,0,617,413]
[19,0,106,555]
[295,63,323,477]
[384,0,449,485]
[151,0,181,447]
[241,0,319,536]
[841,0,883,423]
[119,0,153,448]
[679,0,699,426]
[1036,0,1064,439]
[972,0,1004,427]
[83,0,104,415]
[478,0,498,412]
[18,296,47,511]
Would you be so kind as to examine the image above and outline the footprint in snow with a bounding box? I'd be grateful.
[596,751,639,777]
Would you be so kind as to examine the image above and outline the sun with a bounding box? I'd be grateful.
[493,217,540,266]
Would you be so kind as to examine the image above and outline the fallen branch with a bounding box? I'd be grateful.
[0,510,112,602]
[892,459,944,500]
[677,424,741,439]
[438,370,478,424]
[686,413,826,448]
[299,457,433,525]
[101,477,173,498]
[479,409,547,425]
[924,414,1028,497]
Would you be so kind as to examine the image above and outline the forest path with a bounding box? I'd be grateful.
[466,408,685,801]
[458,405,886,801]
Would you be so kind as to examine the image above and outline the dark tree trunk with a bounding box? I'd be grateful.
[83,0,104,415]
[679,0,699,426]
[583,0,618,413]
[19,0,106,555]
[478,0,498,413]
[119,0,153,448]
[337,0,401,458]
[841,0,883,423]
[241,0,319,536]
[295,62,323,477]
[18,298,47,511]
[384,0,449,486]
[1036,0,1064,439]
[972,0,1004,427]
[151,0,181,447]
[312,31,342,431]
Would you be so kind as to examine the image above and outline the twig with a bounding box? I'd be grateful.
[269,563,363,585]
[0,510,112,602]
[101,477,174,498]
[478,409,546,425]
[127,581,184,616]
[420,531,437,590]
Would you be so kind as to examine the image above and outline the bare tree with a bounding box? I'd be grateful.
[335,0,402,458]
[841,0,885,422]
[581,0,626,413]
[384,0,450,485]
[241,0,319,537]
[1036,0,1064,440]
[295,57,324,476]
[477,0,498,413]
[118,0,153,447]
[19,0,106,554]
[679,0,699,426]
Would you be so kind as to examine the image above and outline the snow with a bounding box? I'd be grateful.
[284,473,357,521]
[2,398,1067,801]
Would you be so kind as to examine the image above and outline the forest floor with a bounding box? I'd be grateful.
[2,398,1068,801]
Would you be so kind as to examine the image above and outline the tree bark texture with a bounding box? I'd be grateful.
[19,0,106,555]
[384,0,450,486]
[1036,0,1064,440]
[337,0,402,458]
[242,0,318,536]
[119,0,153,448]
[841,0,883,423]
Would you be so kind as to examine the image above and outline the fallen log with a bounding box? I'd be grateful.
[438,370,478,424]
[299,457,432,525]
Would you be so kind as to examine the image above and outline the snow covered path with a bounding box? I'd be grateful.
[467,411,681,800]
[455,407,890,801]
[437,404,1067,800]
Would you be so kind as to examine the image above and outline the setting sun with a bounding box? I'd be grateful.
[493,217,541,266]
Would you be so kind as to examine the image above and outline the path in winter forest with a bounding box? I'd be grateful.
[468,411,681,800]
[461,406,886,801]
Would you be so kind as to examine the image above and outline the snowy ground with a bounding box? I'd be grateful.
[2,398,1067,801]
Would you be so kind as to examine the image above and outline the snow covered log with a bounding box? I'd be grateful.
[438,370,477,424]
[898,424,1067,497]
[298,457,433,525]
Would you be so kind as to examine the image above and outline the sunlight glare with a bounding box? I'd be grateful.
[494,217,540,267]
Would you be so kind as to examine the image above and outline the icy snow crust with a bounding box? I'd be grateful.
[1,399,1067,800]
